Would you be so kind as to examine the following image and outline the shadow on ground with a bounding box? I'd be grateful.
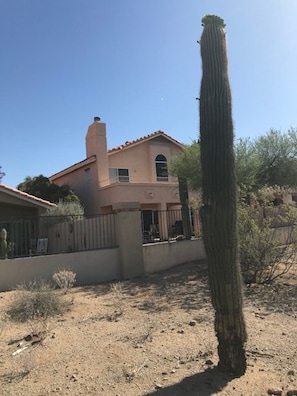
[74,260,213,314]
[244,279,297,315]
[144,366,235,396]
[125,260,211,313]
[73,259,296,316]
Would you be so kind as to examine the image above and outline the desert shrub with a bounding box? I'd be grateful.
[52,270,76,292]
[110,282,125,317]
[7,280,69,322]
[41,201,84,227]
[238,202,297,284]
[0,311,9,335]
[44,201,84,217]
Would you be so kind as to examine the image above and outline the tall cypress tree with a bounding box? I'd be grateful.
[199,15,247,376]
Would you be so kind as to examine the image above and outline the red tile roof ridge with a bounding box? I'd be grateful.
[108,130,181,153]
[0,183,56,206]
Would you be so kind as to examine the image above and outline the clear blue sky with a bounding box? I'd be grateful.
[1,0,297,188]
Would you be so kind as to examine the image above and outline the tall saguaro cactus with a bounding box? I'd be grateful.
[199,15,247,376]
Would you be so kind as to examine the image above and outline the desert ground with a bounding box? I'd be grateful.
[0,260,296,396]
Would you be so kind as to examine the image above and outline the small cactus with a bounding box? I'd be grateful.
[0,228,8,259]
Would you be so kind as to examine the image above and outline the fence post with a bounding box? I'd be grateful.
[112,202,144,279]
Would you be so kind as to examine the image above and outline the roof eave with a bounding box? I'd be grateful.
[50,155,96,180]
[0,185,56,208]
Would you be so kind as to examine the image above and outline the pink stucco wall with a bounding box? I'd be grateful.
[50,119,184,214]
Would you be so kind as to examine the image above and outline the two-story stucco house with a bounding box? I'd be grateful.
[50,117,184,236]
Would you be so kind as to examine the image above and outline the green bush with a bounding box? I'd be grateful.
[238,202,297,284]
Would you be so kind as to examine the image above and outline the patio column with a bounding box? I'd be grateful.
[112,202,144,279]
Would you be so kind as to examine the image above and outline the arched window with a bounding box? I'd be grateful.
[155,154,168,182]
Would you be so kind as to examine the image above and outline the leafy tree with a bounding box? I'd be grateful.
[169,144,200,239]
[170,128,297,198]
[199,15,247,376]
[254,128,297,189]
[17,175,80,204]
[235,138,261,194]
[0,166,5,183]
[169,140,201,192]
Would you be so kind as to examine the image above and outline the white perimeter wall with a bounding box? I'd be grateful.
[0,248,120,292]
[143,239,206,273]
[0,239,206,292]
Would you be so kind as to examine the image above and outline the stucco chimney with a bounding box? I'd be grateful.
[86,117,109,187]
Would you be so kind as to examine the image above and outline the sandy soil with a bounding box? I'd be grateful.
[0,260,296,396]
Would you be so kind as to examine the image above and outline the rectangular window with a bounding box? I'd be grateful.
[85,168,91,189]
[118,168,129,182]
[109,168,129,183]
[156,163,168,182]
[109,168,117,183]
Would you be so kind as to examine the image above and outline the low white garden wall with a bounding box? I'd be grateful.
[0,238,206,292]
[0,248,120,292]
[143,238,206,273]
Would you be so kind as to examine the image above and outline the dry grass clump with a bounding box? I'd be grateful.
[52,270,76,292]
[0,311,9,336]
[6,279,70,322]
[110,282,124,310]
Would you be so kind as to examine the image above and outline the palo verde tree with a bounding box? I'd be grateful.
[169,140,202,192]
[169,141,201,239]
[254,128,297,188]
[170,129,297,198]
[199,15,247,375]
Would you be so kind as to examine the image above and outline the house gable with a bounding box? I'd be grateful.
[108,133,183,184]
[108,130,183,155]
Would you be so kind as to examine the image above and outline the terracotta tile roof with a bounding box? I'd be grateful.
[0,184,56,207]
[50,131,183,179]
[108,130,183,153]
